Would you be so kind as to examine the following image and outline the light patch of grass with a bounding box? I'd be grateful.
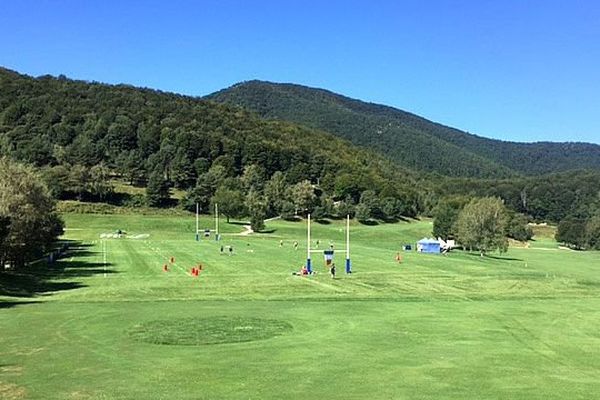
[530,223,557,239]
[110,180,146,196]
[111,179,186,200]
[0,381,26,400]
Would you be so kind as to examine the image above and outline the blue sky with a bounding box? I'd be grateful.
[1,0,599,144]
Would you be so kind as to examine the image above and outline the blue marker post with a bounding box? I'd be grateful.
[214,203,219,242]
[345,215,352,274]
[306,213,312,274]
[195,203,200,241]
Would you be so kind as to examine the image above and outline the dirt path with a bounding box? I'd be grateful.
[238,225,253,236]
[237,216,280,236]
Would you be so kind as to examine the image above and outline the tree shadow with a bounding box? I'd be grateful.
[0,300,41,309]
[486,255,525,261]
[358,219,379,226]
[0,240,118,309]
[227,221,251,226]
[256,229,277,234]
[462,252,524,262]
[281,216,302,222]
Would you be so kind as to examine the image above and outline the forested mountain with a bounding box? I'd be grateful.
[207,80,600,177]
[0,67,426,217]
[1,67,598,225]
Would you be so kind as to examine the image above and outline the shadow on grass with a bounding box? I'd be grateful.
[463,252,524,262]
[384,216,414,223]
[227,221,251,226]
[256,229,277,234]
[0,300,42,309]
[0,240,118,309]
[281,216,302,222]
[358,219,379,226]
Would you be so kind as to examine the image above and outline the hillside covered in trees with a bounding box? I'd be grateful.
[0,67,598,229]
[0,67,427,221]
[207,80,600,178]
[435,170,600,224]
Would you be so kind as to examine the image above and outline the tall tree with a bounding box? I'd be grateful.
[240,164,266,193]
[0,158,64,268]
[507,212,533,242]
[556,218,587,249]
[263,171,288,215]
[433,197,468,239]
[356,190,380,222]
[88,163,114,201]
[585,216,600,250]
[146,169,170,207]
[291,180,316,216]
[211,186,245,223]
[245,189,267,232]
[455,197,509,256]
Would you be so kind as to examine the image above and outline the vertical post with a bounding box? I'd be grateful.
[215,203,219,241]
[306,213,312,273]
[103,239,107,278]
[195,203,199,241]
[345,214,351,273]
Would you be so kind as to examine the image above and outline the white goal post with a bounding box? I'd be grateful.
[306,213,351,274]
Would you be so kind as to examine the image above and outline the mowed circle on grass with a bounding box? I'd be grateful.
[127,316,293,345]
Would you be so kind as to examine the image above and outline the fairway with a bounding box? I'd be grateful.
[1,214,600,399]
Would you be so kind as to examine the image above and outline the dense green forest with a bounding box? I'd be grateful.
[435,171,600,223]
[207,80,600,177]
[0,67,598,233]
[0,67,426,223]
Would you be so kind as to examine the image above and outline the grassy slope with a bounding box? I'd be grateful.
[1,214,599,399]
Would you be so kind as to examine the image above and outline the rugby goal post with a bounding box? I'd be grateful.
[306,214,351,274]
[195,203,220,241]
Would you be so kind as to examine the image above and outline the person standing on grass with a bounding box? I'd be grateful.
[330,263,336,279]
[229,245,233,256]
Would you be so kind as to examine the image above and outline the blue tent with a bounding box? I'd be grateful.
[417,238,441,254]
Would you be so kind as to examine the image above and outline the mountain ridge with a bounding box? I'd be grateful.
[207,80,600,177]
[0,66,425,209]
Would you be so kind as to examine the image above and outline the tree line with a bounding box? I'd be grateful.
[0,68,425,227]
[1,68,598,250]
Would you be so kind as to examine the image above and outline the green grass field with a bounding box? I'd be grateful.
[1,214,600,399]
